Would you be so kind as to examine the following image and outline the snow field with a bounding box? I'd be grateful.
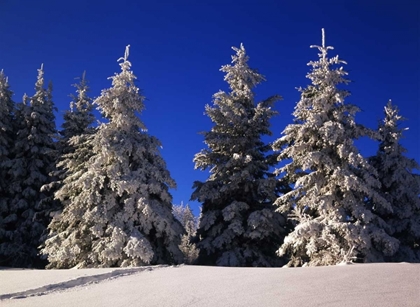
[1,263,419,307]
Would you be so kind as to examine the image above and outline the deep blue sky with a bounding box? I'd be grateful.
[0,1,419,215]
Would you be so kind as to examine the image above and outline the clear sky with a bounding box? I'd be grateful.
[0,0,418,215]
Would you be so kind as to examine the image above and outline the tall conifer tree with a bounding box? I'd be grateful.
[3,65,56,267]
[370,101,420,262]
[40,73,96,254]
[274,30,398,266]
[192,44,287,267]
[42,46,183,268]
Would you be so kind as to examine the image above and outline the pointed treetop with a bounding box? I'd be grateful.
[124,45,130,61]
[220,43,264,98]
[384,99,406,129]
[0,69,9,84]
[38,63,44,77]
[69,71,90,113]
[73,71,87,86]
[96,45,146,129]
[35,64,45,89]
[310,28,334,62]
[117,45,131,73]
[231,43,246,63]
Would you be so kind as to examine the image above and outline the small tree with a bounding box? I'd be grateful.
[369,101,420,262]
[42,46,183,268]
[274,29,398,266]
[172,202,199,264]
[192,44,287,267]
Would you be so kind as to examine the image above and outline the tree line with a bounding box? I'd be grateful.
[0,30,419,269]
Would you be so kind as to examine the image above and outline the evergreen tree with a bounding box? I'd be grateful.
[273,29,398,267]
[192,44,287,267]
[2,65,56,267]
[41,74,96,269]
[0,70,15,265]
[40,72,95,216]
[42,46,183,268]
[172,202,199,264]
[369,101,420,262]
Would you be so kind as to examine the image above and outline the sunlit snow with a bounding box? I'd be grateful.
[1,263,419,307]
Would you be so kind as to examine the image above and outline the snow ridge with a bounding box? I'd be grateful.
[0,265,169,300]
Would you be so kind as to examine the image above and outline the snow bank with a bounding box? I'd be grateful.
[1,263,419,306]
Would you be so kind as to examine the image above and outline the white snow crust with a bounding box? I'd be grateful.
[1,263,419,306]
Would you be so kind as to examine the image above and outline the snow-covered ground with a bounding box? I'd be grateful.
[1,263,419,306]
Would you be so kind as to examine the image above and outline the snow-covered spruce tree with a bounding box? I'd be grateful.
[369,101,420,262]
[172,202,199,264]
[0,70,15,265]
[40,72,96,215]
[42,46,183,268]
[192,44,288,267]
[273,29,398,267]
[41,73,96,269]
[2,65,57,268]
